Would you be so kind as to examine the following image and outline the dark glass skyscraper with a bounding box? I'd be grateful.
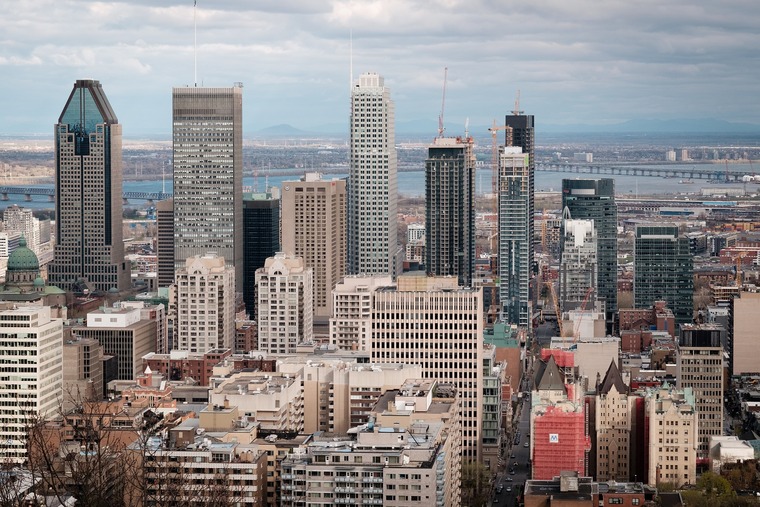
[242,192,280,318]
[49,79,129,293]
[561,178,617,332]
[425,136,475,287]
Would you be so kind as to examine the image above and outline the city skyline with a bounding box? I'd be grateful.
[2,1,760,137]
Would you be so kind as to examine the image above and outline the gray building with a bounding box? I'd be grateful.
[155,198,174,288]
[242,191,280,318]
[49,79,130,293]
[172,85,243,290]
[562,178,617,332]
[425,136,475,287]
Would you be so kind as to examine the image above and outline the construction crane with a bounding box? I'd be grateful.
[437,67,448,138]
[544,281,563,338]
[736,252,747,286]
[572,287,595,343]
[489,120,512,219]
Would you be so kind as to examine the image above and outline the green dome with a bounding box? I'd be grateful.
[7,237,40,271]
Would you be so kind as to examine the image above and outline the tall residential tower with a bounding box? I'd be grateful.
[348,73,399,278]
[49,79,129,293]
[172,85,243,290]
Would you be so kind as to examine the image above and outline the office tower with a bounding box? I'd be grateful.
[370,273,484,461]
[677,323,725,460]
[425,136,475,287]
[732,292,760,375]
[348,72,400,278]
[560,219,597,312]
[499,147,532,327]
[329,275,392,351]
[172,85,243,290]
[562,179,618,332]
[3,205,39,254]
[155,198,175,288]
[172,254,235,353]
[645,386,698,487]
[0,306,62,463]
[634,224,693,324]
[63,337,104,409]
[281,173,346,321]
[255,252,313,354]
[49,79,129,293]
[242,191,280,318]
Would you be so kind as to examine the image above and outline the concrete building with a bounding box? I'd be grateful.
[635,225,694,325]
[0,307,63,463]
[731,291,760,376]
[255,252,313,354]
[525,472,651,507]
[708,436,755,473]
[548,337,620,386]
[405,223,425,264]
[49,79,129,293]
[155,198,174,288]
[348,72,400,278]
[482,347,506,473]
[677,323,725,460]
[75,305,156,381]
[560,218,597,312]
[3,205,39,255]
[242,191,281,319]
[142,348,232,386]
[562,179,617,333]
[329,275,392,351]
[499,147,532,327]
[281,173,346,322]
[595,362,633,482]
[172,254,236,353]
[370,273,484,461]
[63,336,104,407]
[118,300,168,355]
[425,136,475,287]
[645,385,698,487]
[172,85,243,289]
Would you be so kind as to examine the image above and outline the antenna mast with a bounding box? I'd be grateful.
[193,0,198,86]
[438,67,448,138]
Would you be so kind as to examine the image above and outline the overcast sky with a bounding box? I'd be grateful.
[2,0,760,137]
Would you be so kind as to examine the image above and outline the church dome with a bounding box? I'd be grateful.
[7,237,40,272]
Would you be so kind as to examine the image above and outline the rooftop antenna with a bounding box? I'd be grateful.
[512,89,523,115]
[437,67,448,138]
[193,0,198,86]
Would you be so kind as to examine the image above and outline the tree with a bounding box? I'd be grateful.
[461,460,491,507]
[681,472,737,507]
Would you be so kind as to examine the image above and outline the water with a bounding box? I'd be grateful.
[3,165,749,210]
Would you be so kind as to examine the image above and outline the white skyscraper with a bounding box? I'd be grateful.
[560,218,597,312]
[348,72,400,277]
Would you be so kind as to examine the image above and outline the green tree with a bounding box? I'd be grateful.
[461,460,491,507]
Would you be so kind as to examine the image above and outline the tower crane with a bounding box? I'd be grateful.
[572,287,595,344]
[437,67,448,138]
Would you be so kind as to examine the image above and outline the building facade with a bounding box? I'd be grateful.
[425,136,475,287]
[560,218,597,312]
[634,225,693,324]
[172,85,244,289]
[281,173,346,321]
[329,275,392,351]
[155,198,175,288]
[348,72,400,278]
[49,79,129,293]
[242,191,280,319]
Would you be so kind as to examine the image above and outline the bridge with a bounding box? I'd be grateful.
[536,163,753,182]
[0,186,173,203]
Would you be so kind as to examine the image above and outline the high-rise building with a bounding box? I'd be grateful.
[731,292,760,376]
[171,254,236,353]
[595,361,632,482]
[560,219,597,312]
[3,205,39,255]
[370,273,484,461]
[0,306,63,463]
[242,191,280,319]
[499,147,532,327]
[155,198,175,288]
[172,85,243,290]
[677,323,725,460]
[49,79,129,293]
[562,179,618,332]
[425,136,475,287]
[281,173,346,321]
[329,275,392,351]
[348,72,400,278]
[634,224,693,324]
[255,252,313,354]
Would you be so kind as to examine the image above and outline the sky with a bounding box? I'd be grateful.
[2,0,760,137]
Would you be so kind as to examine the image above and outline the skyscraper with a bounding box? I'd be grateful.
[348,73,400,278]
[281,173,346,321]
[172,85,243,290]
[560,218,597,312]
[49,79,129,293]
[155,198,174,288]
[499,147,532,327]
[242,191,280,319]
[562,179,617,332]
[634,224,693,324]
[425,136,475,287]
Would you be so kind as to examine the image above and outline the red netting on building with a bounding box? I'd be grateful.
[532,404,591,480]
[540,348,575,368]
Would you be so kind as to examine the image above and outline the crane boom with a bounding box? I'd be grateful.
[437,67,448,138]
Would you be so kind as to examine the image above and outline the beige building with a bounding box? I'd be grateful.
[281,173,346,322]
[370,273,484,462]
[255,252,314,354]
[645,385,698,487]
[63,336,104,407]
[732,292,760,376]
[550,336,621,386]
[329,275,392,351]
[172,254,236,353]
[280,379,460,507]
[595,362,633,481]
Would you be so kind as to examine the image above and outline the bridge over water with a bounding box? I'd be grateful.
[0,186,173,202]
[536,163,752,182]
